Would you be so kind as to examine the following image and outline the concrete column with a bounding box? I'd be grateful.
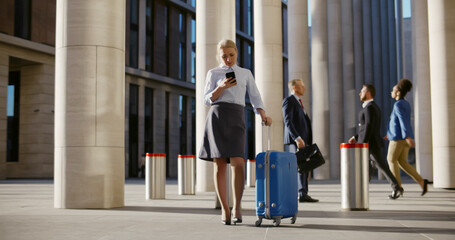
[288,0,309,107]
[310,0,330,179]
[195,0,235,192]
[428,0,455,188]
[362,0,373,85]
[254,0,284,152]
[0,54,7,179]
[411,0,433,181]
[352,0,364,117]
[54,0,125,208]
[396,0,403,80]
[341,0,357,149]
[327,0,343,179]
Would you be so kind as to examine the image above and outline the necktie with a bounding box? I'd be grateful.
[299,99,304,111]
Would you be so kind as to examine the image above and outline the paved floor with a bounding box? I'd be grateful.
[0,178,454,240]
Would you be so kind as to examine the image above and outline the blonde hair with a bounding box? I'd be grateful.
[288,79,304,93]
[216,39,238,63]
[217,39,238,52]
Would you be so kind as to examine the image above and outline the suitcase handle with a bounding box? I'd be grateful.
[262,121,271,152]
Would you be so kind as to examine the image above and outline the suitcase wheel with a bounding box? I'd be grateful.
[291,215,297,224]
[273,217,281,227]
[255,217,263,227]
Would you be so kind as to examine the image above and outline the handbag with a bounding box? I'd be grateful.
[295,143,325,174]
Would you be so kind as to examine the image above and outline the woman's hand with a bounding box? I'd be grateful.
[219,77,237,89]
[210,77,237,102]
[384,135,389,141]
[263,116,272,126]
[406,137,415,147]
[257,109,272,126]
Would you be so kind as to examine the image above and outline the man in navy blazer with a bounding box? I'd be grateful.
[348,84,402,199]
[282,79,318,203]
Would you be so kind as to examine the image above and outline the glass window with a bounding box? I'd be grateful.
[179,12,187,81]
[191,18,196,84]
[144,87,154,154]
[191,97,196,154]
[282,4,288,54]
[165,92,170,177]
[14,0,31,39]
[146,0,154,71]
[7,71,20,162]
[129,0,139,68]
[129,84,139,177]
[179,95,187,154]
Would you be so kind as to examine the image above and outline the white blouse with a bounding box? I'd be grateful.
[203,64,265,113]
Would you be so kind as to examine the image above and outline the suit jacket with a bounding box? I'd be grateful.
[282,95,313,145]
[355,101,384,150]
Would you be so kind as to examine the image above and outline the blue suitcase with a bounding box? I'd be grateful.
[255,126,298,227]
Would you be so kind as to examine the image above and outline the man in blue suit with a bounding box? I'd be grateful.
[282,79,318,203]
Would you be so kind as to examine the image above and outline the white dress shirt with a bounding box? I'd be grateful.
[203,64,265,113]
[362,99,374,108]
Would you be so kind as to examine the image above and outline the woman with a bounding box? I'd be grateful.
[386,78,428,199]
[199,39,272,225]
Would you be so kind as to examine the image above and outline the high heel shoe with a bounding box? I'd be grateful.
[389,187,404,200]
[222,219,231,225]
[421,179,429,196]
[232,217,242,225]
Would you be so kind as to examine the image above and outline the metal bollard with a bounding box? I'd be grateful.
[246,159,256,187]
[145,153,166,199]
[340,143,369,211]
[178,155,196,195]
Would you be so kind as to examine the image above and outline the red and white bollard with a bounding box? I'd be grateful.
[340,143,369,211]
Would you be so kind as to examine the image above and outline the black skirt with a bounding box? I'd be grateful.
[198,102,245,163]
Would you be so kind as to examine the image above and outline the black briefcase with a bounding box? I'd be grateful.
[295,143,325,174]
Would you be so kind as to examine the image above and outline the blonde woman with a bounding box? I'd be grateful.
[198,39,272,225]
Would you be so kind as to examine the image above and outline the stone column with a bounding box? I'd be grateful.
[0,54,7,179]
[54,0,125,208]
[411,0,432,181]
[427,0,455,188]
[254,0,284,152]
[341,0,357,151]
[287,0,309,107]
[327,0,343,178]
[195,0,235,192]
[310,0,330,179]
[353,0,364,117]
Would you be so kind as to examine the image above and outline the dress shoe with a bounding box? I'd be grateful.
[299,195,319,202]
[389,187,404,200]
[421,179,429,196]
[232,217,242,225]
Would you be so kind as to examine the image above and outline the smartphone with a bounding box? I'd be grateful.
[225,72,237,84]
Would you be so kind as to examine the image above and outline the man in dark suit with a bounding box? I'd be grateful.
[282,79,318,203]
[348,84,402,199]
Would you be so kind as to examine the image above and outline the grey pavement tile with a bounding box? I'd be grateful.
[0,178,454,240]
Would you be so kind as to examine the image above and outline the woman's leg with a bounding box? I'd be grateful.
[213,158,230,221]
[230,157,245,219]
[396,141,424,187]
[387,141,402,186]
